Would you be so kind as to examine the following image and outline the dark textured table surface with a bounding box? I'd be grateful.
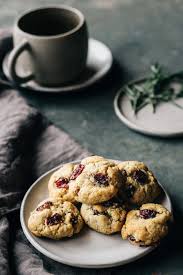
[1,0,183,274]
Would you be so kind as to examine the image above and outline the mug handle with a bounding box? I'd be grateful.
[8,39,34,84]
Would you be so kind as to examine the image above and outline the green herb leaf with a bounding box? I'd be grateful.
[122,63,183,114]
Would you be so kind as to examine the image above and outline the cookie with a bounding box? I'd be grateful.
[28,200,84,239]
[118,161,161,205]
[121,203,171,246]
[48,163,76,203]
[69,156,122,204]
[81,199,127,234]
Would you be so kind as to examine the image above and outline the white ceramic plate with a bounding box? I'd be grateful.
[114,79,183,137]
[20,160,172,268]
[3,38,112,93]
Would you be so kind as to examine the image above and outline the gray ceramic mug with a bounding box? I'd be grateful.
[8,6,88,86]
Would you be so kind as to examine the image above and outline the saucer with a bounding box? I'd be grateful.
[114,78,183,138]
[3,38,113,93]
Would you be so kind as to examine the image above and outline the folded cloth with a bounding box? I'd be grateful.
[0,31,90,275]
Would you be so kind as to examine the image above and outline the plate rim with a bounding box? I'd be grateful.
[3,38,113,93]
[114,78,183,138]
[20,159,173,268]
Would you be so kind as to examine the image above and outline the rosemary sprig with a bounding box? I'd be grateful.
[122,63,183,114]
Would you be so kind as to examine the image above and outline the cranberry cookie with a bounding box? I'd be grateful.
[69,156,122,204]
[28,200,84,239]
[118,161,161,205]
[122,203,171,246]
[48,163,76,203]
[81,199,127,234]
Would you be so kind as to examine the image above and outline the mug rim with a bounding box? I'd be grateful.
[14,5,86,39]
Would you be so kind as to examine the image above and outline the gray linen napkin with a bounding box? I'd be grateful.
[0,31,90,275]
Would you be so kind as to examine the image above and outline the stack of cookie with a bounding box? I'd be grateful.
[28,155,172,246]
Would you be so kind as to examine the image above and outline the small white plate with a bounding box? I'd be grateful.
[114,79,183,137]
[3,38,112,93]
[20,160,172,269]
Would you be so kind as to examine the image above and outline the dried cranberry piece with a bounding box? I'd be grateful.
[94,173,109,186]
[133,169,148,185]
[128,235,136,242]
[139,209,157,219]
[125,184,136,198]
[46,213,63,226]
[36,201,53,211]
[70,164,85,180]
[55,178,69,189]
